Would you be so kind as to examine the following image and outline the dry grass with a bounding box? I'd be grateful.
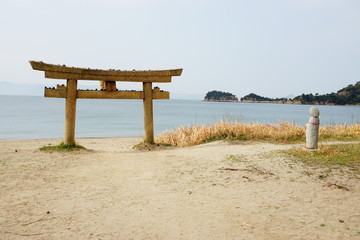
[155,121,360,147]
[320,124,360,141]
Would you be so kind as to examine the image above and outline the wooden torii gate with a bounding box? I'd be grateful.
[29,61,182,145]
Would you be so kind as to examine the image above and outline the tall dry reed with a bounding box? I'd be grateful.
[155,121,360,147]
[320,124,360,140]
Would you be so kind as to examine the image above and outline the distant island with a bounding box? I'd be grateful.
[205,82,360,105]
[241,93,289,104]
[241,81,360,105]
[292,81,360,105]
[204,90,238,102]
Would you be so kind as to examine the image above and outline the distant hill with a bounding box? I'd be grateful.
[241,82,360,105]
[293,81,360,105]
[0,81,43,96]
[241,93,288,103]
[204,90,238,102]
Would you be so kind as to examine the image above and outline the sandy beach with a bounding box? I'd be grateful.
[1,138,359,240]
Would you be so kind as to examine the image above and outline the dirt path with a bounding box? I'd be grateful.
[1,138,359,239]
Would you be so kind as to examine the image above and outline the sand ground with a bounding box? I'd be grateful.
[0,138,359,240]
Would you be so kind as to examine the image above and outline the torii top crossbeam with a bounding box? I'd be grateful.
[29,61,182,82]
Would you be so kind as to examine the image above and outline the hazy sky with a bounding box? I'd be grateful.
[1,0,359,98]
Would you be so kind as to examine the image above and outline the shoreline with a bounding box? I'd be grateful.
[204,99,360,106]
[240,100,360,106]
[0,136,143,142]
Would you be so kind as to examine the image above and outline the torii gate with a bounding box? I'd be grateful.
[29,61,182,145]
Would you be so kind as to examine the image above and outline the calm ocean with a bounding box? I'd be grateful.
[0,95,359,140]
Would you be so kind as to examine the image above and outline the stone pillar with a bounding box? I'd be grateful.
[143,82,154,144]
[305,107,320,149]
[64,79,78,146]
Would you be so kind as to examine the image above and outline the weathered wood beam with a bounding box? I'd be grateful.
[44,88,169,99]
[78,91,144,99]
[30,61,183,76]
[153,91,170,99]
[44,88,66,98]
[29,61,182,82]
[44,71,172,82]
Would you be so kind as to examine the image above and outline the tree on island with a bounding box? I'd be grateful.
[293,81,360,105]
[204,90,238,102]
[240,81,360,105]
[241,93,287,103]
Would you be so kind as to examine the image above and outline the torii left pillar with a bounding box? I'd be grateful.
[64,79,77,145]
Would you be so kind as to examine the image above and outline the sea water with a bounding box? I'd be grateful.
[0,95,359,140]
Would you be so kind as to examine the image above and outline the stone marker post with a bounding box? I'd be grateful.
[305,107,320,149]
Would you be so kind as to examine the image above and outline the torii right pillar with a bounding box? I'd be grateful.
[143,82,154,144]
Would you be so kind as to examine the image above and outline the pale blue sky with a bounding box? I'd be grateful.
[1,0,359,98]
